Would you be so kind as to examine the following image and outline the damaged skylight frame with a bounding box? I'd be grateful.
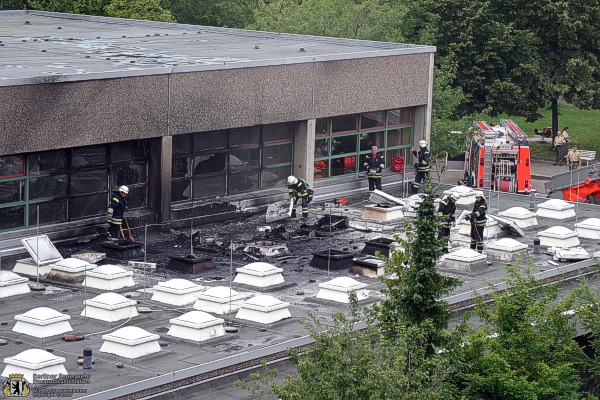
[21,235,63,266]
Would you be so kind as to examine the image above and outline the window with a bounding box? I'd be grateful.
[387,108,412,126]
[71,145,107,168]
[314,108,414,180]
[0,140,150,231]
[359,131,384,152]
[171,123,294,203]
[331,115,357,134]
[193,131,227,151]
[230,127,260,146]
[0,155,25,178]
[315,118,329,136]
[360,111,385,130]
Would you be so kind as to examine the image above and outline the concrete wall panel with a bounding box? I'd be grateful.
[0,76,169,154]
[0,53,432,155]
[168,64,314,135]
[313,54,430,118]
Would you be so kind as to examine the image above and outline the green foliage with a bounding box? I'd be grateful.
[29,0,109,14]
[480,104,600,160]
[567,276,600,397]
[163,0,257,28]
[371,183,460,345]
[236,293,458,399]
[104,0,175,22]
[0,0,24,10]
[429,58,478,159]
[454,264,584,399]
[412,0,600,127]
[28,0,174,21]
[251,0,405,42]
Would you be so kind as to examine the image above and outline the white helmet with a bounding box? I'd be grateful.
[450,192,460,201]
[118,185,129,194]
[475,190,484,198]
[419,140,427,148]
[287,176,298,185]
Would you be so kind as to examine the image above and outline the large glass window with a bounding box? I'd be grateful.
[360,111,385,130]
[170,122,294,203]
[314,108,414,180]
[0,140,149,231]
[0,155,25,178]
[331,115,357,134]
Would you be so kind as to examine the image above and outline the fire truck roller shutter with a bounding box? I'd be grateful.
[499,180,511,192]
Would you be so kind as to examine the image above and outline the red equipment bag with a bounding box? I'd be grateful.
[391,156,404,173]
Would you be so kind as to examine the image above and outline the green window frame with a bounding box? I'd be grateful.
[314,108,414,180]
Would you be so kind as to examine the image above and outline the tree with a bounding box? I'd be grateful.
[568,276,600,397]
[429,57,477,160]
[105,0,174,22]
[454,264,584,399]
[28,0,109,14]
[251,0,405,42]
[236,294,458,399]
[371,184,461,347]
[411,0,600,135]
[163,0,258,29]
[0,0,24,10]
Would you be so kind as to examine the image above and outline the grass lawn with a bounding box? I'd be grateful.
[480,105,600,160]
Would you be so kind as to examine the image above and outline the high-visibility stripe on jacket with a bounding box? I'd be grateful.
[471,198,487,226]
[107,191,127,224]
[363,152,385,178]
[412,147,431,172]
[288,178,309,197]
[437,196,456,228]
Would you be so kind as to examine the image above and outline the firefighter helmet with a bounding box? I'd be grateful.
[450,192,460,201]
[419,140,427,148]
[287,176,298,185]
[475,190,484,198]
[118,185,129,194]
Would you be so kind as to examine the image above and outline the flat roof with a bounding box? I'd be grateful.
[0,189,599,398]
[0,10,435,86]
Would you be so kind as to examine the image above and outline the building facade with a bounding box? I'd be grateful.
[0,11,435,235]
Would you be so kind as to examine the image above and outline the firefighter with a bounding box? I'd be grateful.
[438,192,459,253]
[411,140,430,193]
[466,190,487,253]
[107,185,129,241]
[363,145,385,193]
[287,175,313,218]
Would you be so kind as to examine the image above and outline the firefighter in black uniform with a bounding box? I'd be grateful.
[107,185,129,241]
[287,175,313,218]
[363,146,385,193]
[466,190,487,253]
[411,140,431,194]
[438,192,459,253]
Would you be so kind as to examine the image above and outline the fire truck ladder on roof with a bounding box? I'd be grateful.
[500,119,528,143]
[544,164,600,195]
[476,121,496,190]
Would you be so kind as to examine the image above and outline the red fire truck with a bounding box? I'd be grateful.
[463,119,532,194]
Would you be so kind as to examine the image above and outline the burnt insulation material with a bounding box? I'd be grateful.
[316,215,349,230]
[100,241,144,260]
[167,254,215,274]
[309,250,354,270]
[362,237,394,257]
